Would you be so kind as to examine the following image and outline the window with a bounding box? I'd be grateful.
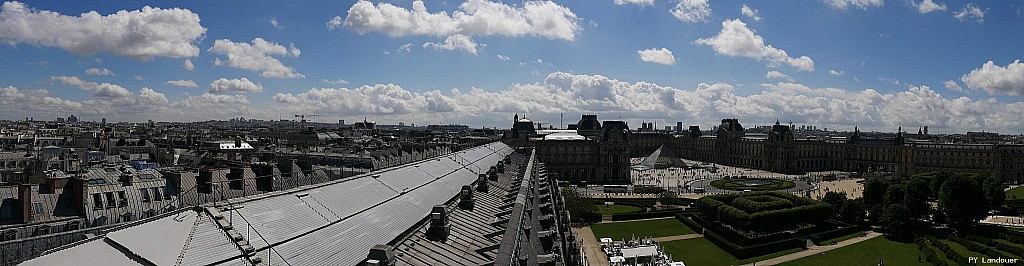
[151,187,161,201]
[105,192,116,209]
[162,186,172,200]
[32,202,43,215]
[2,230,14,241]
[117,191,128,207]
[140,188,150,202]
[92,194,103,210]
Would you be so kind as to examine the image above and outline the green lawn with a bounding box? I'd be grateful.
[597,204,644,215]
[778,237,928,266]
[1007,186,1024,200]
[589,218,695,240]
[661,237,804,266]
[924,240,958,266]
[939,239,989,264]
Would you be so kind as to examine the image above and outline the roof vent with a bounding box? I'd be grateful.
[459,185,474,210]
[365,244,396,266]
[476,174,489,193]
[427,205,449,240]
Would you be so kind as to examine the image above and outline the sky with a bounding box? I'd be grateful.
[0,0,1022,134]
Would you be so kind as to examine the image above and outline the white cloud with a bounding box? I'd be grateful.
[960,60,1024,96]
[182,59,195,71]
[671,0,712,23]
[0,1,206,60]
[944,80,963,92]
[830,69,844,76]
[322,78,350,85]
[339,0,580,41]
[209,77,263,94]
[270,17,284,29]
[825,0,884,10]
[879,76,900,85]
[695,19,815,72]
[914,0,947,13]
[954,3,985,23]
[85,67,114,76]
[637,48,676,65]
[208,38,304,79]
[614,0,654,6]
[423,34,481,55]
[741,4,761,21]
[133,75,144,81]
[164,79,199,88]
[399,43,413,52]
[497,54,510,61]
[765,71,794,82]
[49,75,132,98]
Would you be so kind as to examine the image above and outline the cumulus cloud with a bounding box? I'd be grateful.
[85,67,114,76]
[954,3,985,23]
[671,0,712,23]
[208,38,304,79]
[825,0,884,10]
[209,77,263,94]
[830,69,844,76]
[944,80,963,92]
[497,54,511,61]
[637,48,676,65]
[960,60,1024,96]
[765,71,794,82]
[741,4,761,21]
[322,78,349,85]
[49,75,132,98]
[182,59,195,71]
[914,0,947,13]
[265,71,1024,133]
[423,34,481,55]
[0,1,206,60]
[695,19,814,71]
[338,0,580,41]
[164,79,198,88]
[615,0,654,6]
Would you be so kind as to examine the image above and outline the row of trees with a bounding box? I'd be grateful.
[843,171,1006,239]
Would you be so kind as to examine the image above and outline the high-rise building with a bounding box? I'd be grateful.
[339,119,345,125]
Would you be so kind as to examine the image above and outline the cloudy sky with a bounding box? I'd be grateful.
[1,0,1022,133]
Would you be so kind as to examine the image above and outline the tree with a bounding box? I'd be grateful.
[822,191,847,218]
[903,178,931,219]
[938,176,988,229]
[561,188,600,224]
[840,198,867,224]
[982,175,1006,210]
[884,184,906,206]
[868,205,885,225]
[863,178,889,207]
[880,204,914,239]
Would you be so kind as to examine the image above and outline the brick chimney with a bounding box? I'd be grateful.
[19,183,36,223]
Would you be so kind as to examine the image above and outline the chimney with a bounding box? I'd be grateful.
[228,166,244,190]
[296,156,313,175]
[19,183,36,223]
[365,244,396,266]
[459,185,474,210]
[427,205,449,240]
[277,158,294,179]
[252,163,275,192]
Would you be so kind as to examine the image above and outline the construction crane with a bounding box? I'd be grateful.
[295,114,317,128]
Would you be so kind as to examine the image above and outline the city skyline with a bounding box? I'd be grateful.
[2,0,1023,133]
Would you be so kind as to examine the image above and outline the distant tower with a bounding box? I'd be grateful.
[923,126,928,135]
[514,112,519,123]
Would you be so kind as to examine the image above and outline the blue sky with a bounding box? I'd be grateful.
[1,0,1022,133]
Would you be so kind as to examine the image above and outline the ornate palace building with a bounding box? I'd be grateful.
[508,115,1024,185]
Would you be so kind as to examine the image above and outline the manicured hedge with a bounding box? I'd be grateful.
[1001,233,1024,244]
[915,238,948,266]
[703,228,806,259]
[951,236,1020,260]
[674,213,704,233]
[696,191,831,233]
[690,214,792,246]
[809,224,863,245]
[927,236,968,265]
